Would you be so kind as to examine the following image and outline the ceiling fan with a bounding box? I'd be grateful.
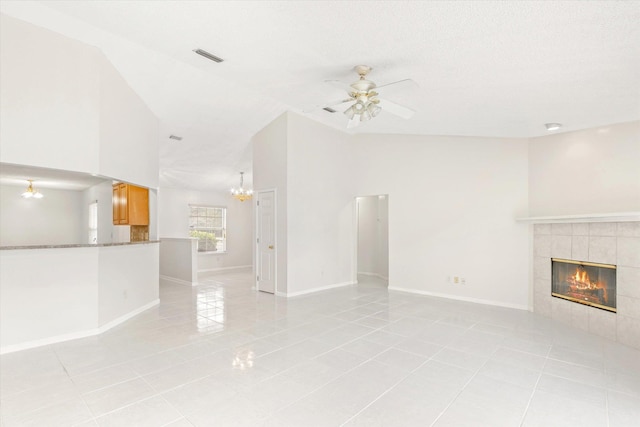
[322,65,417,129]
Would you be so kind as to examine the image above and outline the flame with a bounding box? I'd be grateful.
[567,266,608,302]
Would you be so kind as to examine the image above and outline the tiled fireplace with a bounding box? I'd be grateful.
[533,222,640,350]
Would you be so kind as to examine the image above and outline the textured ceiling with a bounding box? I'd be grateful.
[1,1,639,192]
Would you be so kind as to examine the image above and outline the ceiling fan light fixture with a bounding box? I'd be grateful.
[21,180,44,199]
[360,109,372,122]
[344,105,356,119]
[367,102,381,117]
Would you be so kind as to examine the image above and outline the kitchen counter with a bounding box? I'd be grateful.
[0,240,160,250]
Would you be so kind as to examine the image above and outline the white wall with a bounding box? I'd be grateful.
[286,113,356,294]
[0,244,159,353]
[352,132,530,308]
[0,184,84,246]
[0,13,159,189]
[529,121,640,216]
[159,238,197,284]
[357,195,388,279]
[99,58,159,189]
[158,187,252,272]
[98,244,159,326]
[252,113,289,292]
[0,14,100,174]
[253,112,530,308]
[378,195,389,280]
[0,248,99,351]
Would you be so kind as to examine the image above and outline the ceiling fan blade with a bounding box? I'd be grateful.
[324,98,354,108]
[376,78,419,90]
[302,98,353,113]
[378,99,415,120]
[324,79,352,93]
[347,116,360,129]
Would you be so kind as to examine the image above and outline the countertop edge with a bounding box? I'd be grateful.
[0,240,160,251]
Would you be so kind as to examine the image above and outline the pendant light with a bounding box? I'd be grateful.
[230,172,253,202]
[21,180,44,199]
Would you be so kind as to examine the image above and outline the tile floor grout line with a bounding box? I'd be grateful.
[427,344,499,427]
[339,341,451,426]
[517,343,553,426]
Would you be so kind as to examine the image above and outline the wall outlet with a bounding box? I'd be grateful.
[451,276,460,284]
[460,277,466,285]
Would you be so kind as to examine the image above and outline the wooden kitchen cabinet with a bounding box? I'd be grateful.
[112,183,149,225]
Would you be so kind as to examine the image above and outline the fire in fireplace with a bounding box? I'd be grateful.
[551,258,616,312]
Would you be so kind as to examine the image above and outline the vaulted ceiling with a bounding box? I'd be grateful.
[1,1,639,191]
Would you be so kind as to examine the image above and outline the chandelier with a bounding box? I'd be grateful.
[21,180,44,199]
[230,172,253,202]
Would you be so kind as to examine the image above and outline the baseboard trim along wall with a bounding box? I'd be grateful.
[0,299,160,355]
[358,271,389,281]
[160,274,197,287]
[285,281,356,298]
[388,286,529,311]
[198,265,252,274]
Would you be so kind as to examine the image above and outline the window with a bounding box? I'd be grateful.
[189,205,226,252]
[88,201,98,244]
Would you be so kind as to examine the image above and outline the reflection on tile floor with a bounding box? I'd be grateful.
[1,270,640,426]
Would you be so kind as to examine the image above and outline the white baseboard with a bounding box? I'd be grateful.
[284,281,356,298]
[388,286,529,311]
[160,275,197,286]
[97,299,160,332]
[358,272,389,281]
[0,299,160,355]
[198,265,252,274]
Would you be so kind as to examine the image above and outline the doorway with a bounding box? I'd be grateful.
[355,195,389,288]
[256,189,276,294]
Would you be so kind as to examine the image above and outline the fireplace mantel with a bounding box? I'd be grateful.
[517,212,640,224]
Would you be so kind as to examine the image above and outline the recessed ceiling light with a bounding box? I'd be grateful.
[169,135,183,141]
[193,48,224,63]
[545,123,562,131]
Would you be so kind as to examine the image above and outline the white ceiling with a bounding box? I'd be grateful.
[1,1,639,192]
[0,163,108,191]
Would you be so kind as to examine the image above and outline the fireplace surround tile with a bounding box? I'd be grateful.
[588,236,617,265]
[551,235,572,259]
[588,309,617,341]
[572,236,589,261]
[618,296,640,321]
[533,221,640,351]
[617,222,640,237]
[590,222,618,237]
[617,237,640,267]
[571,303,590,332]
[572,223,590,236]
[534,277,550,295]
[552,223,572,236]
[534,292,552,317]
[618,266,640,299]
[534,224,551,235]
[534,235,551,257]
[552,298,573,325]
[534,256,551,280]
[617,316,640,349]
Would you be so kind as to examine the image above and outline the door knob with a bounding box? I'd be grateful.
[268,245,274,249]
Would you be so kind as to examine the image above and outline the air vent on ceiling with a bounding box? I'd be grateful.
[193,49,224,63]
[169,135,183,141]
[323,107,337,113]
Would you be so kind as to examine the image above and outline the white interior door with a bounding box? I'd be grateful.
[256,190,276,293]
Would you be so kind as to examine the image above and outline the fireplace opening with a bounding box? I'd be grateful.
[551,258,616,312]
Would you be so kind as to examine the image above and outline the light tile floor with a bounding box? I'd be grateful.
[1,270,640,426]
